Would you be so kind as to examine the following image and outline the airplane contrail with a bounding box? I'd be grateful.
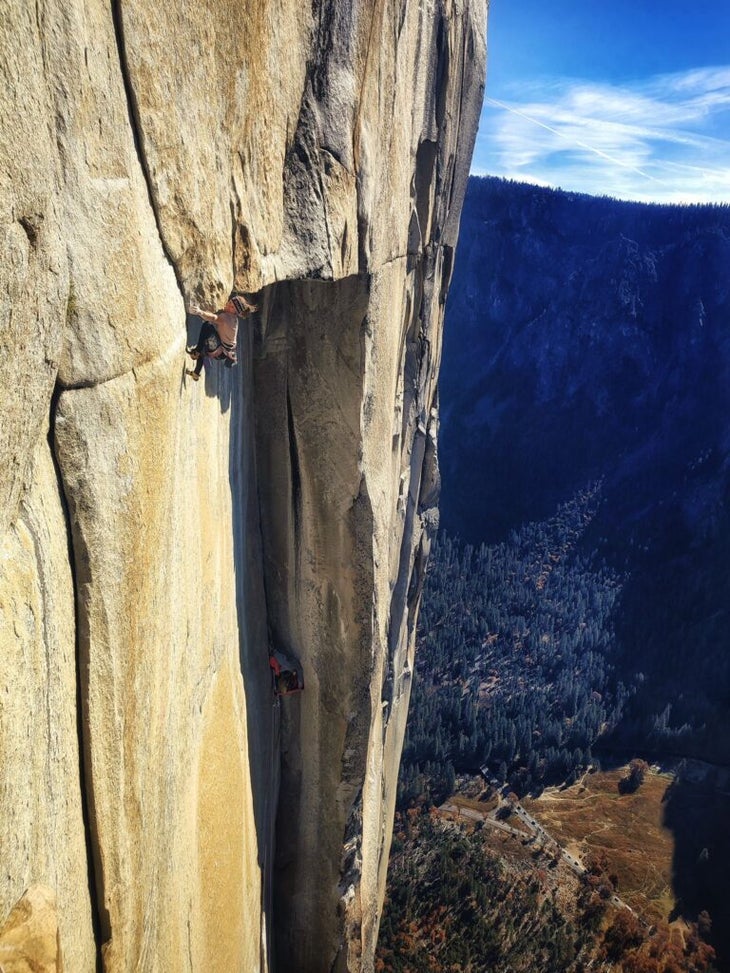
[484,95,670,186]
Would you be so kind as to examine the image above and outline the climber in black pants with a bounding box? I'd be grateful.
[185,295,257,382]
[186,321,223,379]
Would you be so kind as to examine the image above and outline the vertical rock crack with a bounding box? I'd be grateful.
[48,384,106,972]
[109,0,186,300]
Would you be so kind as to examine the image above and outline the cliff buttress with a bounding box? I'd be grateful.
[0,1,487,970]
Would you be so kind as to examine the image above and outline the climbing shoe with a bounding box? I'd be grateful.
[186,369,200,382]
[186,347,201,360]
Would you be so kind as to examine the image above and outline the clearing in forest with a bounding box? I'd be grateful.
[522,767,678,923]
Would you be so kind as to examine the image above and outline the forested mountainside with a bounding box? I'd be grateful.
[438,177,730,763]
[399,490,627,805]
[379,178,730,973]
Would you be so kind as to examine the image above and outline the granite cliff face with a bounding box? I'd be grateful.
[0,2,486,971]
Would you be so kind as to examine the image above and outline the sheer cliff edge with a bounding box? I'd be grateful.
[0,2,486,970]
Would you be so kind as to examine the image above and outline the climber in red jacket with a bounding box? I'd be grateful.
[186,294,258,381]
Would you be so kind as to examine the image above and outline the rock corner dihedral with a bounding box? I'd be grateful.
[0,1,487,970]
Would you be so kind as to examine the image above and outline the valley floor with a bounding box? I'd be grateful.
[379,763,725,972]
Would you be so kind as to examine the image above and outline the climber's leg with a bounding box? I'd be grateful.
[187,321,217,358]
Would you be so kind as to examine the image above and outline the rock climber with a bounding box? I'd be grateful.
[186,294,258,381]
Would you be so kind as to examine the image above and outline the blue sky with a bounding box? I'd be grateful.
[472,0,730,202]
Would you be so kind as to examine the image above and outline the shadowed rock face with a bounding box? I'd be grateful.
[0,1,486,971]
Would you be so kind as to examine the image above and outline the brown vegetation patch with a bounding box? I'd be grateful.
[449,793,499,815]
[523,767,675,923]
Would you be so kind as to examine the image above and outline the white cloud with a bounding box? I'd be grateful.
[473,66,730,202]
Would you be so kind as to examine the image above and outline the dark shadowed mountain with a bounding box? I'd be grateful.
[438,176,730,762]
